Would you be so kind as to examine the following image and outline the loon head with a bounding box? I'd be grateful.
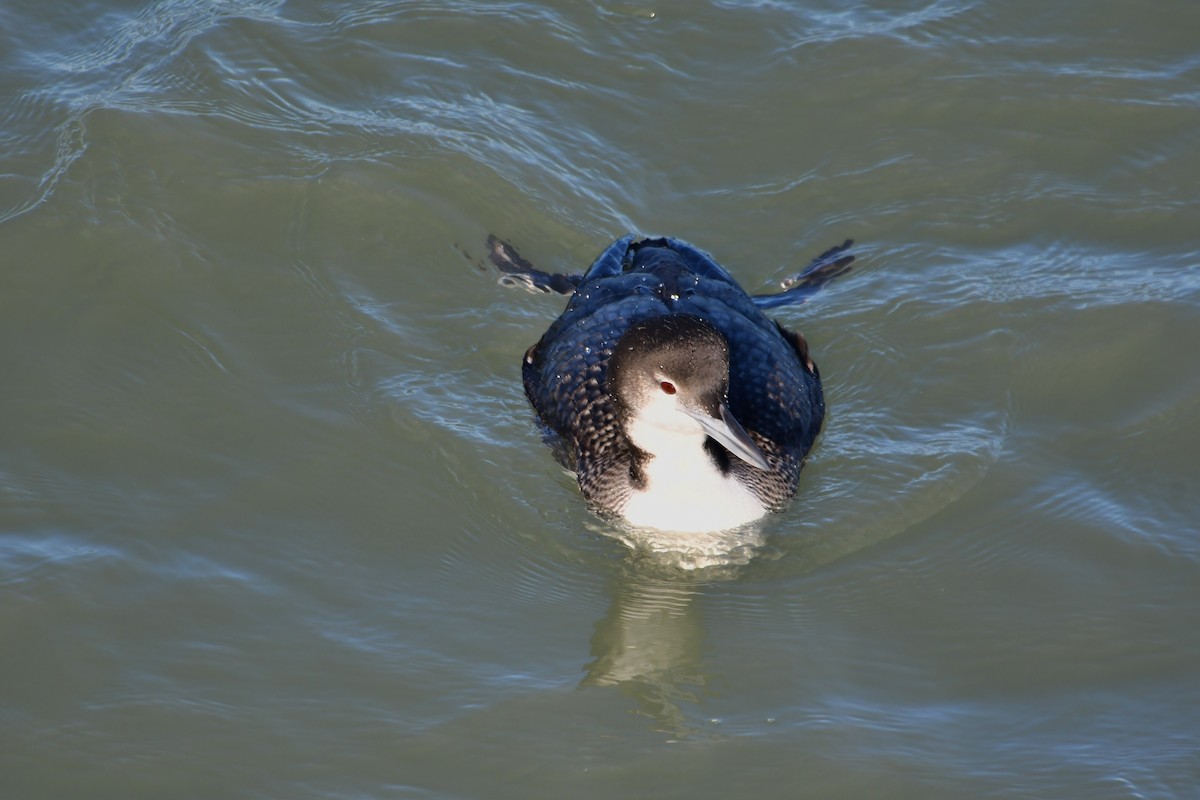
[607,314,771,471]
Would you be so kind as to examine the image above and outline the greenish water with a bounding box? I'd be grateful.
[2,1,1198,797]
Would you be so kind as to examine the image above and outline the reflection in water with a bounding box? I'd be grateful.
[582,526,763,736]
[599,517,768,572]
[583,563,707,736]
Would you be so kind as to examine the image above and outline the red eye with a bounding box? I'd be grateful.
[660,381,677,395]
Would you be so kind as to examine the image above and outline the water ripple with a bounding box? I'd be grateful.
[1,0,286,222]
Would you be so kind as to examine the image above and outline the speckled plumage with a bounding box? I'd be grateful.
[520,235,827,522]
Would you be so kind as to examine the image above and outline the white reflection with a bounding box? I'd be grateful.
[582,530,761,735]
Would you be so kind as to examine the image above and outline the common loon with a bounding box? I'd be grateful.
[489,234,852,534]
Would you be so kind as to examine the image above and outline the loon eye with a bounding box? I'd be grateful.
[660,381,677,395]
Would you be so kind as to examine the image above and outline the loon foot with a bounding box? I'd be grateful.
[488,235,582,295]
[751,239,855,310]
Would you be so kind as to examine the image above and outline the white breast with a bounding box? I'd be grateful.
[618,447,768,533]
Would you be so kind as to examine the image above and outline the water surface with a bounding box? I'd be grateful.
[2,1,1199,797]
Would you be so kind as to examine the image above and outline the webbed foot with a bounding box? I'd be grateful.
[488,235,582,295]
[752,239,854,310]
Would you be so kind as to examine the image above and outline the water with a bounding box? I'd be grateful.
[2,0,1198,797]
